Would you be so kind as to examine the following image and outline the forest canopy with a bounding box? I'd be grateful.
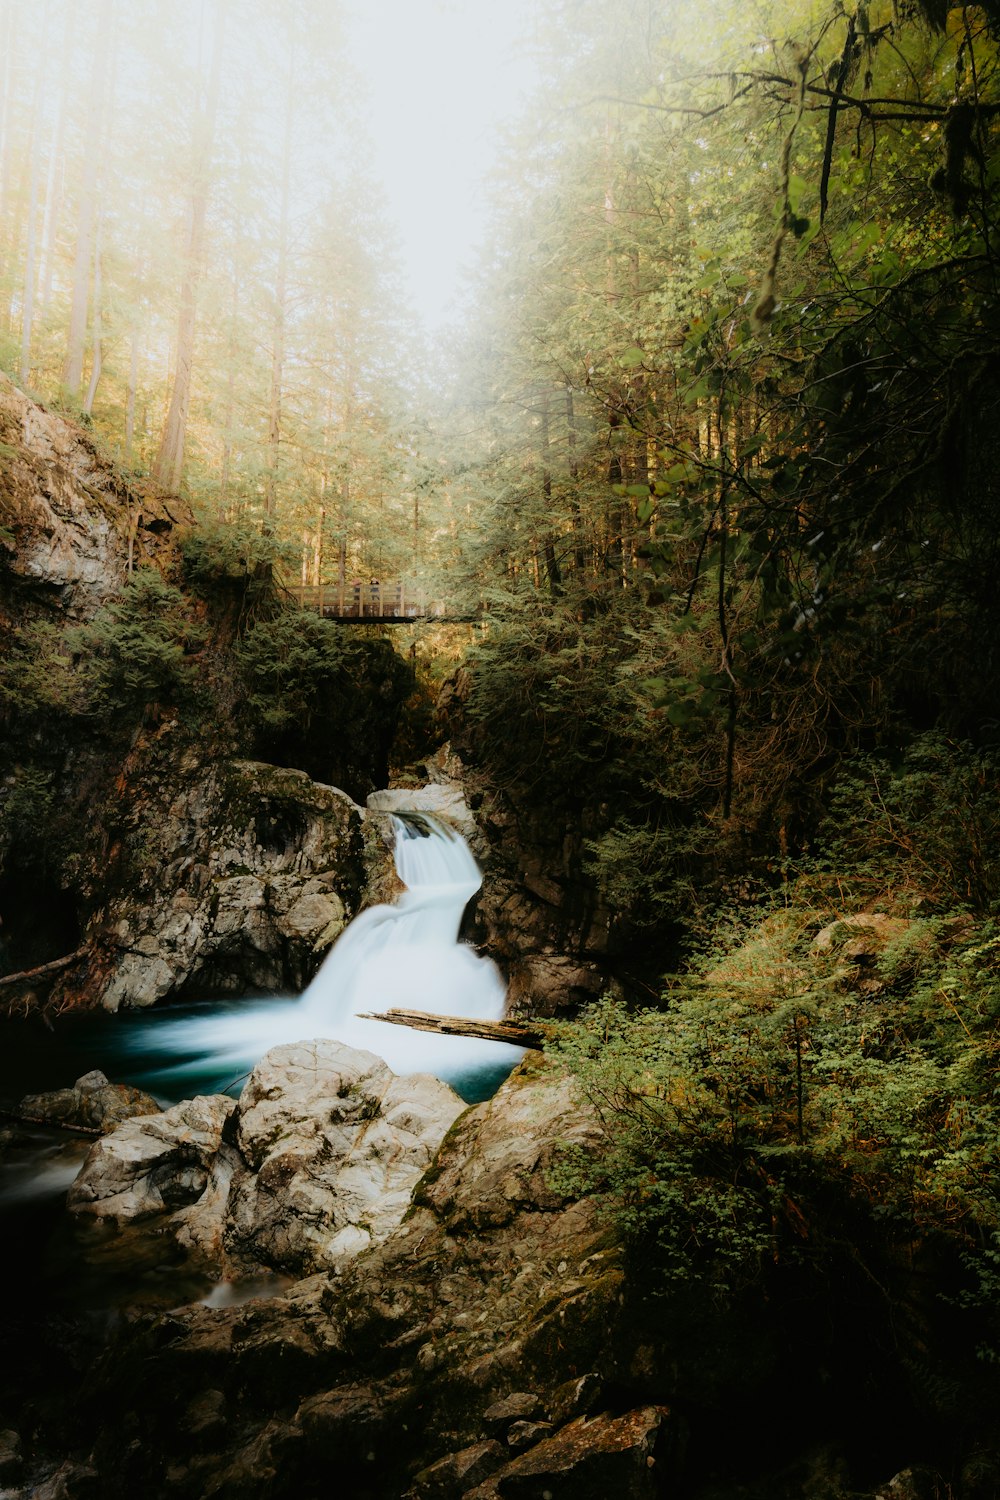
[1,0,999,885]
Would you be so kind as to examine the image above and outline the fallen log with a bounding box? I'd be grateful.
[356,1007,547,1050]
[0,947,88,992]
[0,1106,100,1138]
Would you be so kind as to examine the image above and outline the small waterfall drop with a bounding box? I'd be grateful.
[134,811,522,1100]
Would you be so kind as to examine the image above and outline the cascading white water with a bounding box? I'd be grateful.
[135,811,523,1099]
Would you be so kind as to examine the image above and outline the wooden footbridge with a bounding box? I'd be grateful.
[291,579,478,624]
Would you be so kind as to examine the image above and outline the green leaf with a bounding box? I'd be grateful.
[619,347,647,369]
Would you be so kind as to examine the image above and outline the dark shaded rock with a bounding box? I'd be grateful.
[483,1393,543,1436]
[31,1461,101,1500]
[506,1421,553,1453]
[546,1373,602,1426]
[0,1428,21,1482]
[183,1389,227,1450]
[421,746,613,1018]
[874,1468,952,1500]
[405,1439,506,1497]
[468,1406,671,1498]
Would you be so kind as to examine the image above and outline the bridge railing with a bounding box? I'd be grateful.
[291,579,447,620]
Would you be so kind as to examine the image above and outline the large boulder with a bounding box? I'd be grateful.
[19,1069,161,1133]
[66,1040,468,1281]
[224,1039,467,1275]
[67,1093,236,1223]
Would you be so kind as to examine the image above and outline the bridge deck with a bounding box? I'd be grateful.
[291,581,475,623]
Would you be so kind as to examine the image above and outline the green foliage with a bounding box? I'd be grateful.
[180,517,294,626]
[236,610,413,794]
[0,571,204,732]
[0,620,82,722]
[68,567,205,723]
[816,735,1000,913]
[0,765,56,858]
[465,582,682,798]
[549,908,1000,1318]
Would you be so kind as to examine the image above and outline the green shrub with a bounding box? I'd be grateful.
[549,910,1000,1310]
[0,620,82,722]
[67,567,205,722]
[0,765,56,853]
[181,516,294,593]
[236,610,412,794]
[816,734,1000,913]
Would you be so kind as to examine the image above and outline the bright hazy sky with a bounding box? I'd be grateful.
[343,0,541,332]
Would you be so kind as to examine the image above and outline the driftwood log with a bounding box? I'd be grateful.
[0,948,87,992]
[356,1007,547,1050]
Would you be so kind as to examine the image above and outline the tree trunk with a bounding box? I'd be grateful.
[18,50,44,386]
[153,0,225,492]
[266,61,294,521]
[39,8,74,316]
[63,0,113,397]
[0,0,17,327]
[124,286,142,465]
[540,389,561,595]
[357,1007,545,1049]
[82,210,102,414]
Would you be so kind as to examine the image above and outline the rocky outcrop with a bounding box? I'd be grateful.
[460,1406,672,1499]
[67,1040,467,1280]
[75,760,396,1011]
[368,780,478,841]
[419,745,610,1017]
[50,1056,638,1499]
[12,1047,988,1500]
[0,371,190,624]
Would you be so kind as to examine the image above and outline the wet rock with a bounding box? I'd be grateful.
[19,1070,161,1134]
[468,1406,671,1498]
[67,1094,236,1222]
[66,1042,467,1283]
[368,783,478,841]
[224,1039,467,1276]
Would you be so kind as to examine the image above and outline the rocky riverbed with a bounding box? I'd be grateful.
[0,1037,963,1500]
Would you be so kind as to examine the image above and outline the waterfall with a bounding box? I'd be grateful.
[134,811,523,1100]
[302,813,509,1043]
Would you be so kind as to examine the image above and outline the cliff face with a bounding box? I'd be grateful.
[0,379,397,1012]
[0,372,190,625]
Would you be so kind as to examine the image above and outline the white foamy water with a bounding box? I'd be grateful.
[0,1147,89,1205]
[137,812,522,1097]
